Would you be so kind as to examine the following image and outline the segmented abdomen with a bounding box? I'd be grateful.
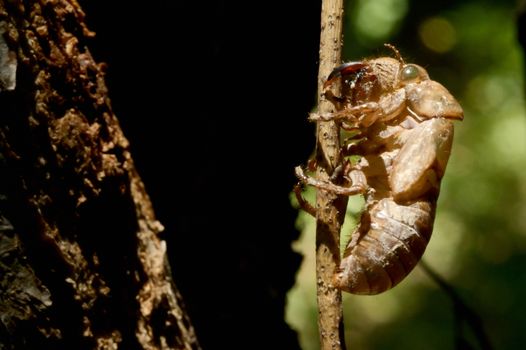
[333,197,436,295]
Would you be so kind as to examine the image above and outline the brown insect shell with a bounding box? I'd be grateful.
[389,77,463,201]
[334,117,456,294]
[340,57,402,105]
[389,118,455,202]
[360,60,464,128]
[368,57,402,92]
[332,59,463,294]
[405,80,464,121]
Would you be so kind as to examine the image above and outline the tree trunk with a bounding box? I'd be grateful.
[0,1,199,349]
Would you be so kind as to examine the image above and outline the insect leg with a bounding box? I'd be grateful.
[323,89,346,105]
[294,166,366,196]
[293,183,317,217]
[309,102,381,128]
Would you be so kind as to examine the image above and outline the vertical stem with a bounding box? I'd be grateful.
[315,0,347,349]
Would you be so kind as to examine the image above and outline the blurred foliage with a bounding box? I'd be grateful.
[287,0,526,349]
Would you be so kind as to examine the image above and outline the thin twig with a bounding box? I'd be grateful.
[419,261,493,350]
[314,0,347,349]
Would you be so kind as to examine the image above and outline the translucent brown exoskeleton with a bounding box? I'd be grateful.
[295,45,463,295]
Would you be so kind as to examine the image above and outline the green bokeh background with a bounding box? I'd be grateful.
[286,0,526,349]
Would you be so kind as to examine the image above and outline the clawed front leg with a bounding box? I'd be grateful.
[308,102,380,128]
[294,161,362,217]
[294,166,367,196]
[323,89,346,106]
[293,183,317,217]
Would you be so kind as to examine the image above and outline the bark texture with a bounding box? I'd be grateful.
[315,0,347,349]
[0,1,199,349]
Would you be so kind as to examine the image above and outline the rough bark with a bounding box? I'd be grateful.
[0,1,199,349]
[314,0,347,349]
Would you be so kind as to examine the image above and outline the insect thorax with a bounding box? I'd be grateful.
[369,57,401,91]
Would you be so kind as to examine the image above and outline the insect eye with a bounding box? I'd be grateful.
[401,64,420,82]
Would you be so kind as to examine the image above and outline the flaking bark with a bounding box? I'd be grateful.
[0,1,199,349]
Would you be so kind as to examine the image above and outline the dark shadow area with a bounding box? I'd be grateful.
[79,1,321,349]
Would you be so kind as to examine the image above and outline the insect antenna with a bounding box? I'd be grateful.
[384,43,405,67]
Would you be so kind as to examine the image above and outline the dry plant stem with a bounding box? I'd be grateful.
[315,0,347,349]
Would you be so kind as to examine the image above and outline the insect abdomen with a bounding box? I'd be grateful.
[334,198,435,295]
